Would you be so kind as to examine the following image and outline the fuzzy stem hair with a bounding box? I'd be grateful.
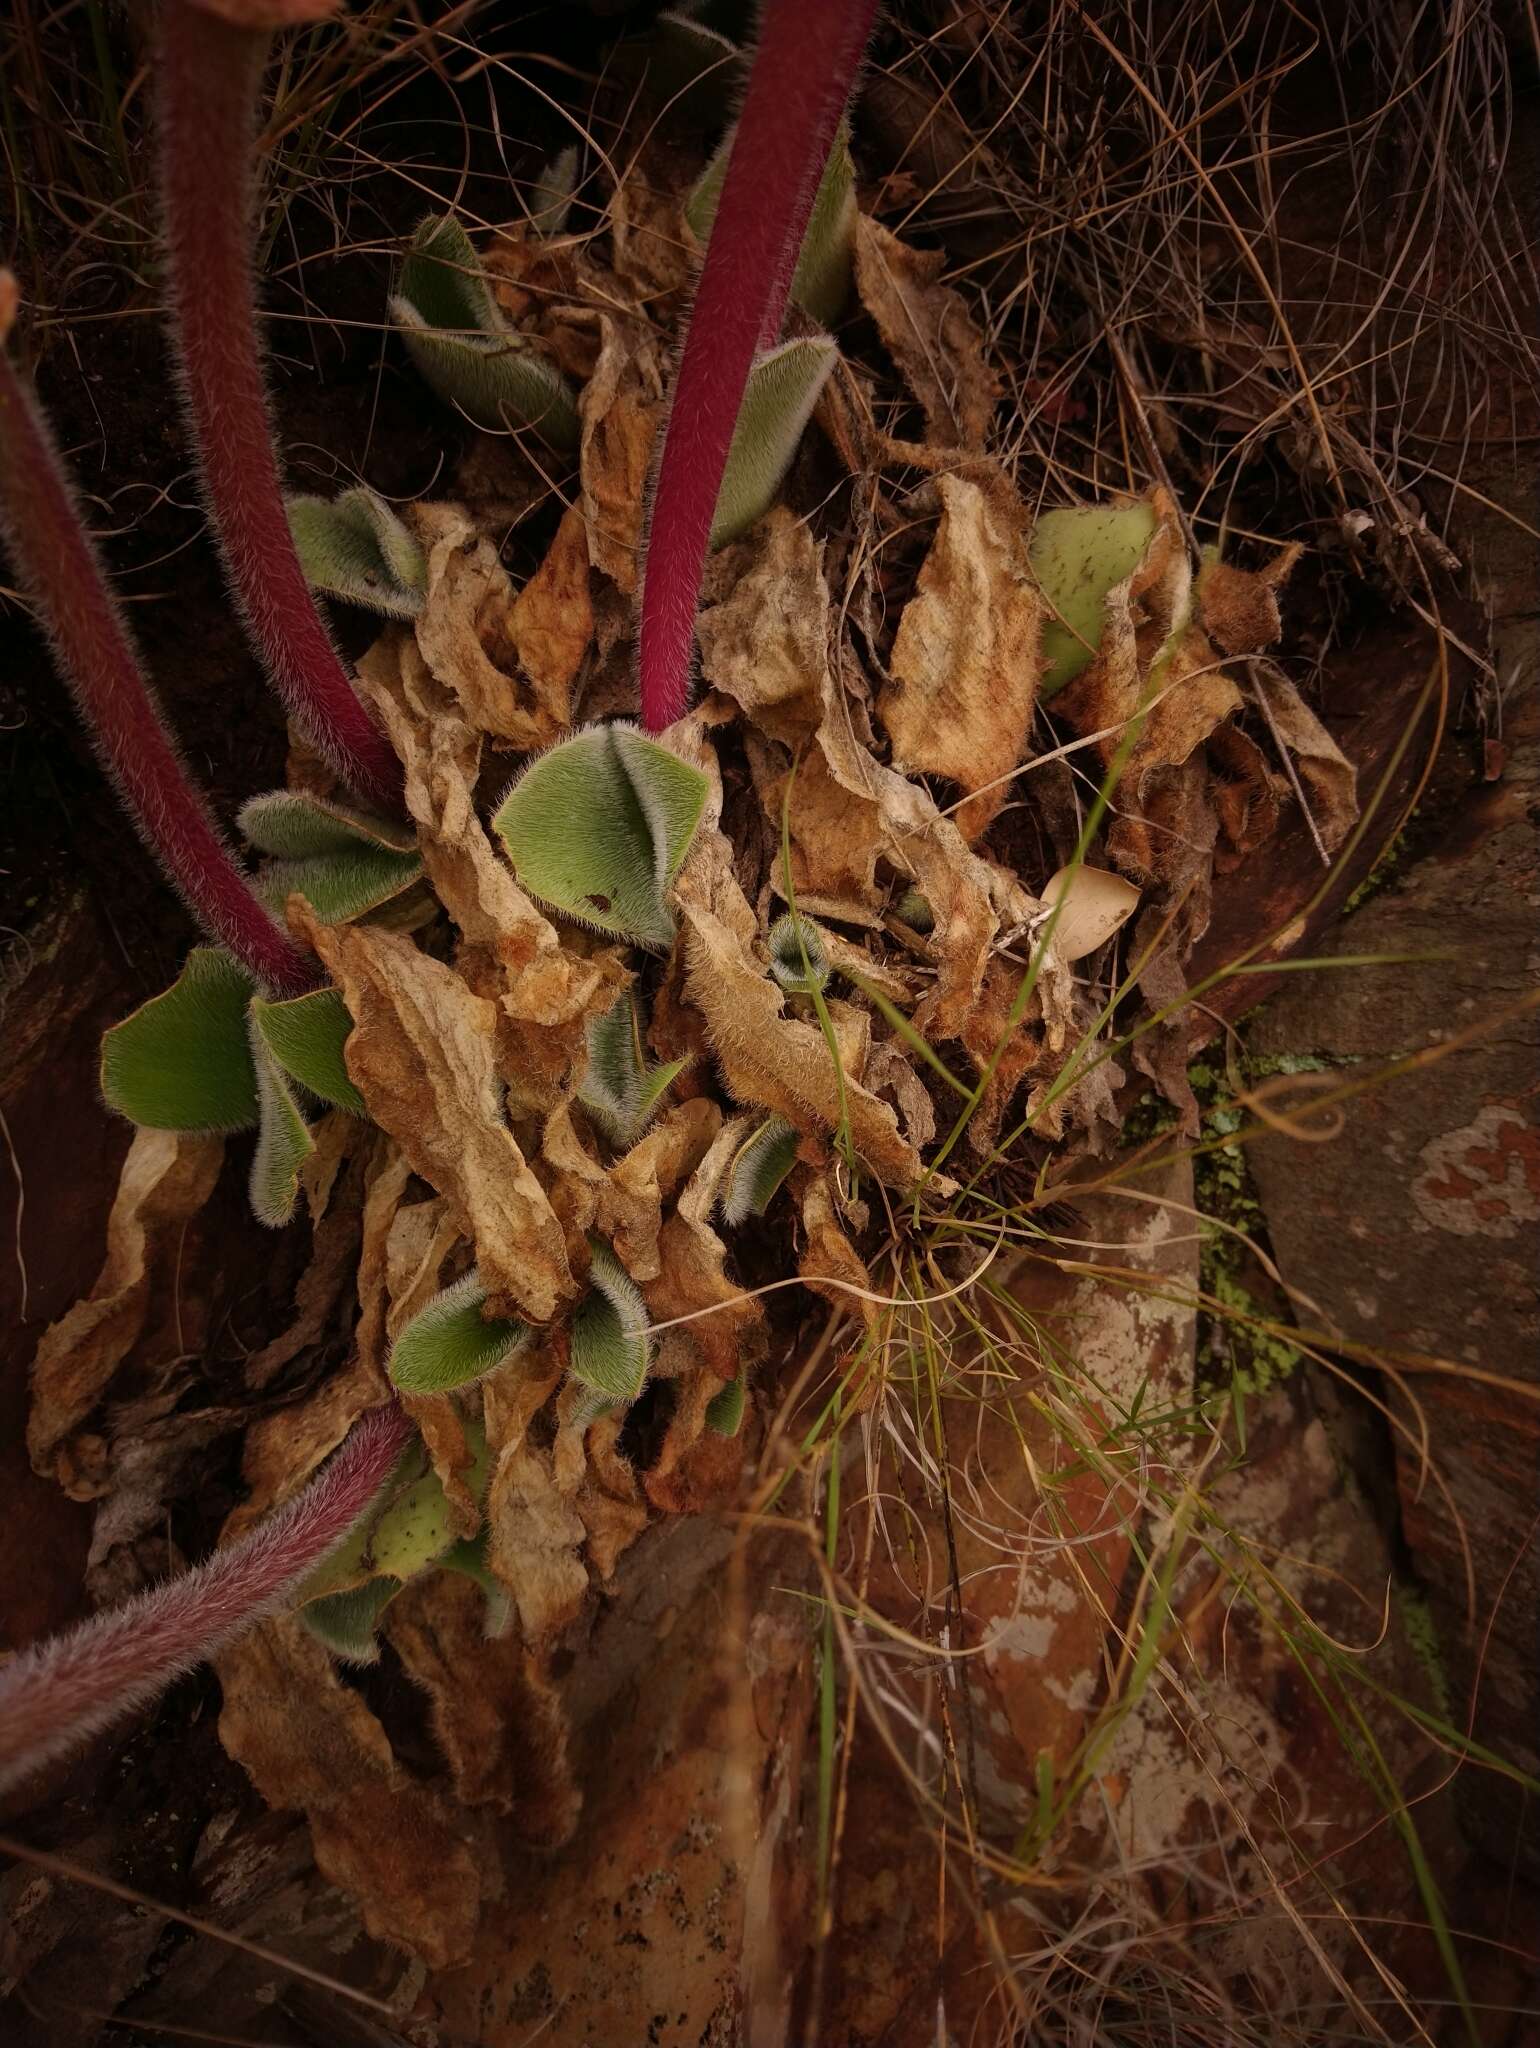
[637,0,879,734]
[156,0,402,811]
[0,306,317,997]
[0,1403,413,1800]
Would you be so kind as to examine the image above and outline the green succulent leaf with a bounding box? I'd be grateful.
[304,1423,492,1604]
[891,886,935,934]
[711,336,839,548]
[299,1574,403,1663]
[528,144,580,235]
[643,9,745,121]
[721,1114,800,1226]
[705,1374,747,1437]
[249,987,364,1114]
[286,487,427,619]
[100,947,259,1133]
[767,911,831,994]
[238,790,424,927]
[492,724,708,947]
[687,119,855,330]
[389,213,580,449]
[1031,501,1158,697]
[439,1529,514,1638]
[387,1268,530,1396]
[578,992,689,1149]
[248,1018,316,1228]
[568,1239,651,1422]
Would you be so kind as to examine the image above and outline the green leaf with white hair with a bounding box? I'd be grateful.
[247,1018,316,1228]
[387,1268,530,1396]
[705,1373,747,1437]
[711,336,838,548]
[568,1240,651,1422]
[643,9,744,121]
[528,144,580,235]
[1030,501,1158,697]
[390,213,580,449]
[492,724,708,947]
[303,1423,493,1604]
[286,487,427,619]
[766,911,831,995]
[721,1114,799,1226]
[438,1530,513,1638]
[687,119,856,330]
[249,986,364,1114]
[299,1575,403,1664]
[578,991,690,1149]
[100,947,258,1133]
[238,789,424,927]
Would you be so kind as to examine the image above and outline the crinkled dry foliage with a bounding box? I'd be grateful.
[24,32,1381,1997]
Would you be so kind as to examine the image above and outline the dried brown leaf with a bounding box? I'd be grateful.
[880,473,1042,839]
[507,500,594,707]
[227,1356,388,1539]
[411,504,569,748]
[216,1617,483,1969]
[579,314,665,593]
[385,1571,579,1836]
[28,1130,224,1495]
[487,1439,589,1640]
[1249,660,1359,852]
[641,1113,765,1383]
[609,162,693,302]
[853,214,999,450]
[304,915,574,1324]
[798,1171,879,1337]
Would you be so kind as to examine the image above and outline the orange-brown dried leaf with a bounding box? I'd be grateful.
[641,1114,765,1383]
[798,1170,880,1337]
[1249,659,1359,852]
[609,160,693,303]
[853,215,1000,450]
[508,500,594,706]
[880,473,1042,840]
[385,1570,579,1836]
[216,1617,483,1969]
[487,1439,589,1640]
[579,315,665,593]
[29,1130,224,1495]
[305,916,575,1324]
[412,505,569,748]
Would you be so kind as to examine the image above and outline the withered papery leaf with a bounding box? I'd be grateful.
[383,1194,480,1533]
[507,500,594,709]
[1249,659,1359,853]
[385,1570,579,1837]
[579,313,665,593]
[680,890,922,1192]
[412,503,568,748]
[853,214,1000,451]
[697,509,1039,1046]
[603,1095,722,1283]
[226,1352,389,1540]
[798,1170,880,1338]
[29,1130,224,1496]
[216,1617,483,1969]
[641,1113,765,1384]
[880,473,1043,840]
[306,916,574,1324]
[487,1439,589,1640]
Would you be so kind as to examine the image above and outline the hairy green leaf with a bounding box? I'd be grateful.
[578,992,690,1149]
[529,144,580,235]
[387,1268,530,1396]
[238,790,424,926]
[705,1373,747,1437]
[100,947,258,1133]
[438,1529,514,1638]
[299,1575,403,1663]
[767,911,832,994]
[1031,501,1158,697]
[390,214,580,449]
[249,986,364,1114]
[643,9,744,121]
[286,487,427,619]
[248,1018,316,1228]
[568,1239,650,1421]
[492,724,708,946]
[710,336,839,548]
[304,1424,492,1603]
[891,886,935,934]
[687,119,856,329]
[721,1114,800,1226]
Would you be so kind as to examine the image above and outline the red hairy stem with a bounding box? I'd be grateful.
[637,0,879,734]
[0,324,316,997]
[156,0,402,811]
[0,1403,412,1799]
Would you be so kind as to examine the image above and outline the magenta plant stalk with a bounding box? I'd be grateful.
[0,1403,412,1800]
[156,0,402,812]
[0,332,317,997]
[637,0,879,734]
